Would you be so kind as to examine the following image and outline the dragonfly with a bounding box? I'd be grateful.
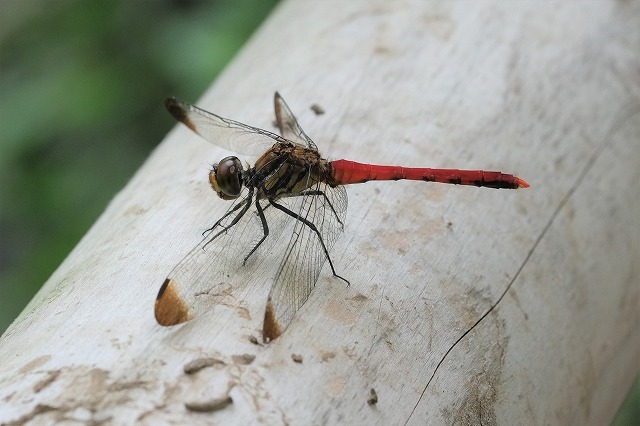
[155,93,529,342]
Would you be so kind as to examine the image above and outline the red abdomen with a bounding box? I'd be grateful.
[329,159,529,189]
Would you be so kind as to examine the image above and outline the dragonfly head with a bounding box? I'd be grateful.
[209,156,243,200]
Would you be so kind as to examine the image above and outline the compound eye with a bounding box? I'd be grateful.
[209,156,243,200]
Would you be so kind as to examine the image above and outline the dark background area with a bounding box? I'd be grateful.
[0,1,637,423]
[0,0,279,333]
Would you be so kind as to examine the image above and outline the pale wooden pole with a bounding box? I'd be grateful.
[1,1,638,425]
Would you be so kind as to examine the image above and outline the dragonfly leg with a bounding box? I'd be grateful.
[284,189,344,229]
[269,199,350,286]
[242,198,270,266]
[203,191,254,250]
[202,197,249,236]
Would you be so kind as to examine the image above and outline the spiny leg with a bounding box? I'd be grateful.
[242,197,270,265]
[269,199,349,286]
[203,190,254,250]
[283,189,344,228]
[202,197,250,236]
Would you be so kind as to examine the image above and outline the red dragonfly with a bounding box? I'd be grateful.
[155,93,529,341]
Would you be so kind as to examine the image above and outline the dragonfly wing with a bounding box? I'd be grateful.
[262,180,348,341]
[155,187,292,333]
[165,97,285,156]
[274,92,318,151]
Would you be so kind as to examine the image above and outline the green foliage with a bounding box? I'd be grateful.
[613,375,640,426]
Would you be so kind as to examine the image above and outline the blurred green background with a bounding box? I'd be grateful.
[0,1,637,423]
[0,0,279,334]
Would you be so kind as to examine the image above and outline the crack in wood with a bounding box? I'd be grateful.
[404,104,640,425]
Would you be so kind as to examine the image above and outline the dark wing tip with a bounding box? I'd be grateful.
[164,97,184,119]
[262,298,283,343]
[273,93,285,136]
[155,278,191,326]
[164,97,198,133]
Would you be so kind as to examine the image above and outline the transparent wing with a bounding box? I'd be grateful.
[155,186,293,332]
[262,179,348,341]
[165,97,287,156]
[274,92,318,151]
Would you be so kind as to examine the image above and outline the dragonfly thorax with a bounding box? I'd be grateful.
[209,156,244,200]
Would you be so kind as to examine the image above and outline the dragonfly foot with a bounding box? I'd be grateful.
[202,225,220,237]
[334,273,350,287]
